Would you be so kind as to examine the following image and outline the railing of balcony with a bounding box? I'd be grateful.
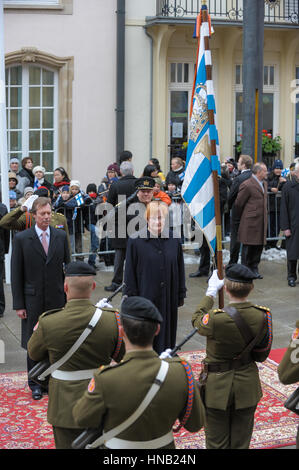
[156,0,299,24]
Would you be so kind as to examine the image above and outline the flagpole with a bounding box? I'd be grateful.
[201,3,224,308]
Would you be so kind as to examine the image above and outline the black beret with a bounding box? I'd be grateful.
[135,177,155,190]
[121,296,163,323]
[65,261,96,277]
[225,263,258,284]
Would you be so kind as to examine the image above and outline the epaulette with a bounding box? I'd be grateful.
[56,212,64,217]
[254,305,270,312]
[40,307,64,318]
[163,355,181,364]
[95,358,129,376]
[101,306,119,313]
[212,308,225,314]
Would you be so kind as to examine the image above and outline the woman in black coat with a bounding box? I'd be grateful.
[18,156,34,187]
[123,201,186,354]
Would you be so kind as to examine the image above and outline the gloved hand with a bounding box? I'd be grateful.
[206,269,224,299]
[21,194,38,212]
[96,298,113,309]
[159,348,172,359]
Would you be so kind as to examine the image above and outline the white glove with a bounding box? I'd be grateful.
[22,194,38,212]
[206,269,224,299]
[159,348,172,359]
[96,298,113,309]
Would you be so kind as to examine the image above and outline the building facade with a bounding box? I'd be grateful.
[4,0,117,189]
[144,0,299,173]
[3,0,299,188]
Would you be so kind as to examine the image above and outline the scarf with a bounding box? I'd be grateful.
[34,177,44,190]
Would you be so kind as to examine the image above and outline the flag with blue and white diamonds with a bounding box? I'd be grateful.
[181,10,220,254]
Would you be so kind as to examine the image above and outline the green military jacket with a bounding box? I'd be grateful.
[278,320,299,385]
[192,296,272,411]
[72,350,205,449]
[27,299,125,428]
[0,206,71,256]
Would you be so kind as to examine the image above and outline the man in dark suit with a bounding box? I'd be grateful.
[227,154,253,264]
[234,163,268,278]
[280,162,299,286]
[11,197,71,400]
[104,161,137,292]
[0,203,10,317]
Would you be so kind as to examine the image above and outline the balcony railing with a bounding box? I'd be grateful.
[156,0,299,24]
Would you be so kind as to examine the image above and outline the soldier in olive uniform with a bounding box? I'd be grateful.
[27,261,125,449]
[278,322,299,448]
[0,190,71,255]
[192,264,273,449]
[72,296,205,449]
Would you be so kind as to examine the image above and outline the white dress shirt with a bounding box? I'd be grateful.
[35,225,50,247]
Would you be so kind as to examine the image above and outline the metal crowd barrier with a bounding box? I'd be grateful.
[53,191,285,261]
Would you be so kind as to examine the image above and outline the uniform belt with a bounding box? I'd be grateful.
[205,358,253,373]
[51,369,96,381]
[105,431,174,449]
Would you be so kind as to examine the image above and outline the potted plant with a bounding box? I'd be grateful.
[261,130,282,155]
[235,130,282,157]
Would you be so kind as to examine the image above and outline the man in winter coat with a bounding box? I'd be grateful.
[11,197,70,400]
[104,161,137,292]
[227,154,253,264]
[234,163,268,279]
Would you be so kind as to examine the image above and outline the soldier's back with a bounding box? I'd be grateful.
[73,350,205,449]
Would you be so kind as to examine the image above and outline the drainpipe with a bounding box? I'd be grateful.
[145,27,153,160]
[116,0,125,164]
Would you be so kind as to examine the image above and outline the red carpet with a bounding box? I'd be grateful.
[268,348,287,364]
[0,349,298,449]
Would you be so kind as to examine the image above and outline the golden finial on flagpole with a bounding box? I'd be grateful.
[201,0,207,5]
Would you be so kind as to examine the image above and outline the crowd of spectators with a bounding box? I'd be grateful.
[2,152,297,274]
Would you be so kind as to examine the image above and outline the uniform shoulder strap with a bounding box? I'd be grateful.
[224,306,254,344]
[86,360,169,449]
[224,306,265,359]
[40,308,63,318]
[254,304,270,312]
[38,307,103,380]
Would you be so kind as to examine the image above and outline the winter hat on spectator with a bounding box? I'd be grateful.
[34,187,50,197]
[107,163,120,176]
[62,185,70,192]
[9,190,17,200]
[33,165,45,176]
[8,172,18,183]
[86,183,97,193]
[70,180,81,189]
[10,158,19,165]
[153,177,163,187]
[24,187,34,196]
[272,159,283,170]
